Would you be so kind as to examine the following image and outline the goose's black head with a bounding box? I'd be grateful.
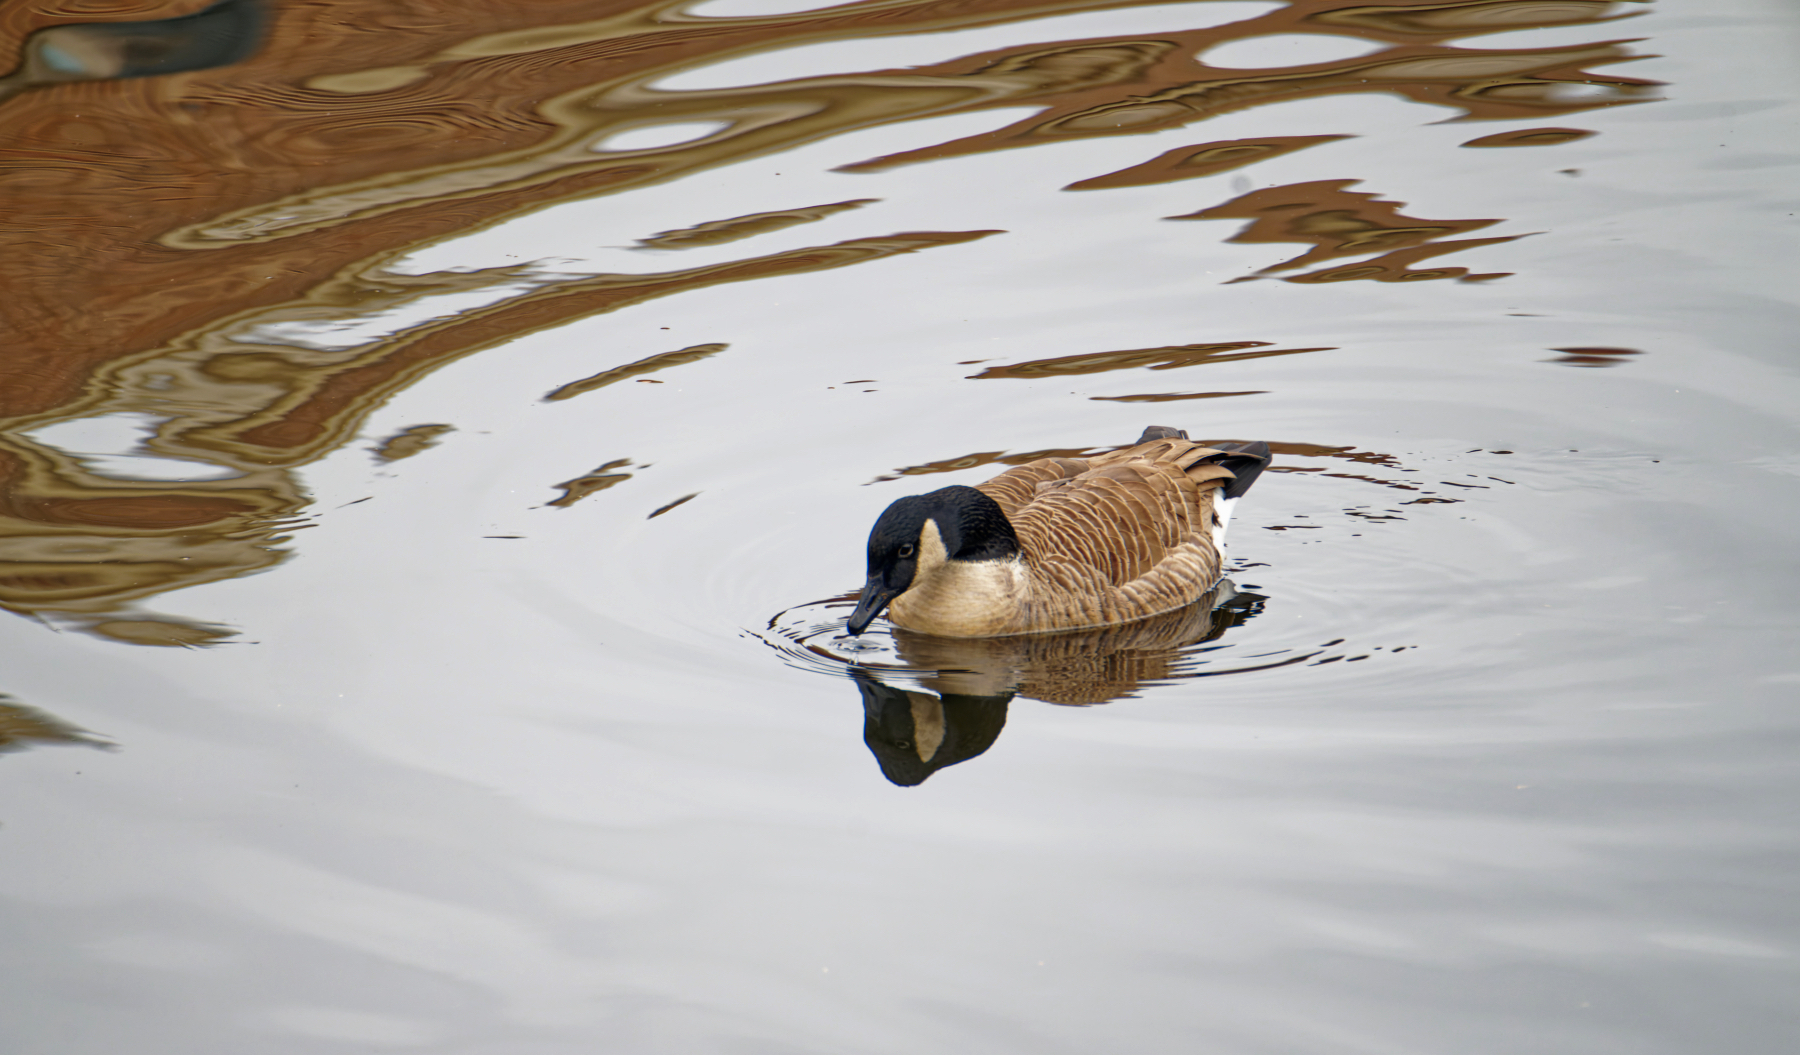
[846,485,1020,636]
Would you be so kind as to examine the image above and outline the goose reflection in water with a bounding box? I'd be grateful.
[852,582,1260,786]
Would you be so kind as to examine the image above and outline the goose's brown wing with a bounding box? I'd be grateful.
[974,456,1093,519]
[1004,440,1236,585]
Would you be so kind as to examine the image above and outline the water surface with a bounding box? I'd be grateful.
[2,1,1798,1051]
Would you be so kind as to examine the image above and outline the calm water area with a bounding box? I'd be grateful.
[3,0,1798,1051]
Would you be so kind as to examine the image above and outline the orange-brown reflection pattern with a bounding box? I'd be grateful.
[0,0,1656,638]
[1170,179,1520,282]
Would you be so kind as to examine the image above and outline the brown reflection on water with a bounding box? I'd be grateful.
[1546,345,1643,367]
[0,0,1660,637]
[372,423,454,462]
[870,445,1112,484]
[1093,390,1269,403]
[871,436,1401,487]
[1066,134,1352,191]
[971,341,1327,405]
[1170,179,1521,283]
[0,693,111,755]
[1306,1,1641,36]
[969,342,1335,379]
[1462,126,1596,147]
[545,343,729,402]
[1,0,1656,398]
[637,200,878,250]
[845,32,1655,174]
[647,492,701,519]
[547,459,635,510]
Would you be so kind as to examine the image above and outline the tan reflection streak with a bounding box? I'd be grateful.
[1308,1,1643,36]
[1066,134,1352,191]
[1171,179,1521,281]
[372,423,455,461]
[545,343,728,401]
[646,492,699,519]
[637,199,877,249]
[870,446,1103,484]
[840,37,1657,172]
[548,459,634,508]
[1546,345,1641,367]
[970,342,1333,379]
[0,694,111,754]
[1091,390,1267,402]
[1279,235,1518,283]
[1461,126,1594,146]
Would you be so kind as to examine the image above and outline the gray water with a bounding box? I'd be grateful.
[3,1,1798,1051]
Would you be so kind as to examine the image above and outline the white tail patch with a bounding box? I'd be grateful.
[1211,494,1239,550]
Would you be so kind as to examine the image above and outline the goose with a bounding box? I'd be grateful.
[847,427,1270,638]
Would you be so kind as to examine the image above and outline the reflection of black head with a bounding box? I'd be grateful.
[854,673,1011,787]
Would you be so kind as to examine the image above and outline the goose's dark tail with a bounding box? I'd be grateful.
[1205,440,1272,499]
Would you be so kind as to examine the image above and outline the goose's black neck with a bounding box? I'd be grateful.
[913,485,1019,561]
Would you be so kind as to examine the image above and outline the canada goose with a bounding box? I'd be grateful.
[848,427,1270,638]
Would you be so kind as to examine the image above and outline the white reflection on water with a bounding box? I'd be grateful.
[591,120,736,152]
[1197,32,1389,69]
[23,413,245,481]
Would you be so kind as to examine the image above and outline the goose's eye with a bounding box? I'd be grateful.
[897,543,915,559]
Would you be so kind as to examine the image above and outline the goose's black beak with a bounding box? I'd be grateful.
[847,576,900,636]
